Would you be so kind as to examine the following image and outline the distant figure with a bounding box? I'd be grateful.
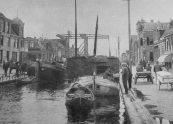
[154,61,162,82]
[103,67,113,79]
[16,62,20,77]
[154,61,162,73]
[127,64,132,90]
[136,62,143,72]
[143,59,147,69]
[9,59,15,74]
[121,63,129,94]
[3,61,9,76]
[146,63,152,82]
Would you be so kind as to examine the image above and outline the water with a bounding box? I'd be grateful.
[0,82,130,124]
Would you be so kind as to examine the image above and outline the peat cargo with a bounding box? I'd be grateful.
[67,56,119,80]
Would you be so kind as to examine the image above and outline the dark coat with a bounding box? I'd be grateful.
[122,66,129,81]
[154,64,162,73]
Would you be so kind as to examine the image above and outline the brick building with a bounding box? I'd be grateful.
[0,13,25,65]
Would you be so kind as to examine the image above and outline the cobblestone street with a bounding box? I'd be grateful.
[130,65,173,122]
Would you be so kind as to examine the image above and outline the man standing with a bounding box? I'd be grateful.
[146,63,152,82]
[121,63,129,94]
[154,61,162,83]
[127,64,132,90]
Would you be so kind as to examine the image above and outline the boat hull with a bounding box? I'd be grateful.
[27,61,66,84]
[77,76,119,96]
[66,97,93,108]
[65,83,94,108]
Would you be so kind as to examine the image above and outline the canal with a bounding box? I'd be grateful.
[0,82,130,124]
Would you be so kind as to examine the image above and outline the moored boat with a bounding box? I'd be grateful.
[27,61,66,84]
[77,75,119,96]
[16,76,37,85]
[65,83,94,108]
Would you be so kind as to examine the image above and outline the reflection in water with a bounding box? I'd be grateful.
[66,95,129,124]
[0,83,22,124]
[0,82,129,124]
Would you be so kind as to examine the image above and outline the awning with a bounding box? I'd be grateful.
[158,54,172,63]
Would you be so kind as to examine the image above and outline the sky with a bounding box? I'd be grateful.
[0,0,173,56]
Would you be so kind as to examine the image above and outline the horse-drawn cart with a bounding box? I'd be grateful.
[134,71,153,84]
[156,71,173,90]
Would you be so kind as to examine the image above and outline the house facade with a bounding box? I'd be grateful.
[0,13,25,65]
[23,37,66,62]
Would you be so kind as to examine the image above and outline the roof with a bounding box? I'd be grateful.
[157,22,168,30]
[12,17,24,24]
[0,13,6,18]
[143,22,158,31]
[163,26,173,37]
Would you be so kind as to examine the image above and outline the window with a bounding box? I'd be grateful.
[6,51,9,61]
[3,21,5,32]
[14,39,16,48]
[0,50,2,64]
[17,39,19,48]
[7,37,10,47]
[12,52,17,62]
[20,40,24,47]
[30,41,34,48]
[150,40,153,45]
[0,36,3,46]
[140,38,143,46]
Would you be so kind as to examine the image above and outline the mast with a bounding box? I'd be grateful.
[93,15,98,56]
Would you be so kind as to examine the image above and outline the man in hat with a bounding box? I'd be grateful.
[154,61,162,83]
[103,67,113,79]
[121,63,129,94]
[146,63,152,82]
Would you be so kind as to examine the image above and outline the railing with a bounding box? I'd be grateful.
[0,73,28,82]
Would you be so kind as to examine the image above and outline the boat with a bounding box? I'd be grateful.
[26,61,66,84]
[65,82,94,108]
[16,76,37,85]
[76,75,119,97]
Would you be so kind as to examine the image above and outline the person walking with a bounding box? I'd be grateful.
[121,63,129,94]
[154,61,162,83]
[9,59,15,74]
[127,64,132,90]
[143,58,147,69]
[3,60,9,76]
[146,63,152,82]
